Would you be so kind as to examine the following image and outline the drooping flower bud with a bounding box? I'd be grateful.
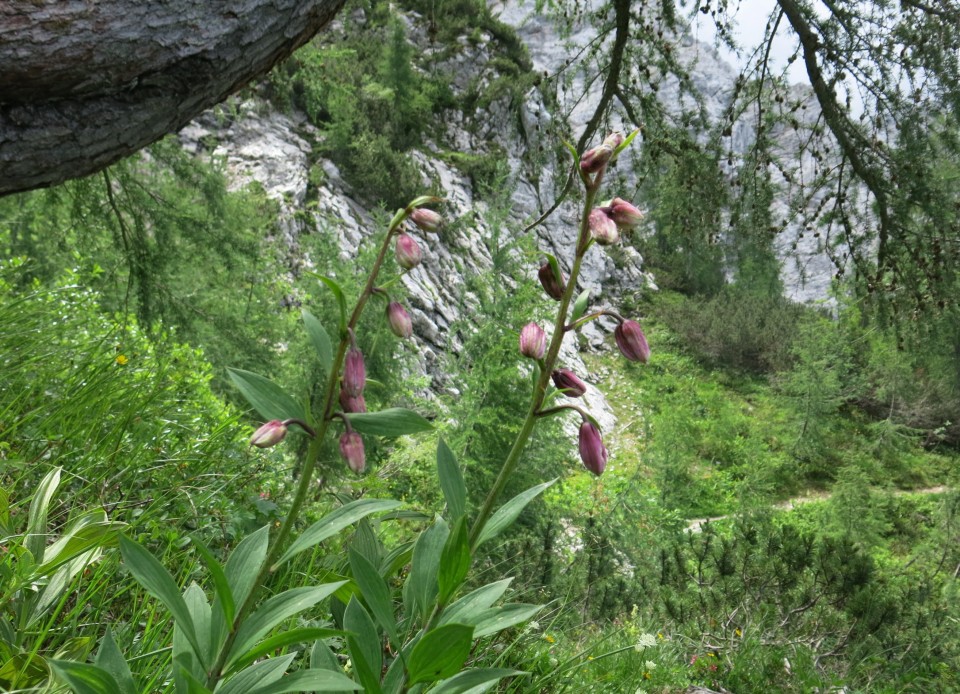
[249,420,287,448]
[395,233,422,270]
[386,301,413,339]
[343,346,366,397]
[609,198,644,229]
[519,322,547,360]
[579,133,624,175]
[340,431,366,473]
[615,319,650,363]
[602,132,624,150]
[339,387,367,413]
[588,208,620,246]
[580,144,614,175]
[578,421,608,476]
[552,369,587,397]
[538,262,566,301]
[409,208,442,233]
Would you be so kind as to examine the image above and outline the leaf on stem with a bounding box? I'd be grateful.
[344,408,433,437]
[474,479,557,548]
[119,536,205,665]
[275,499,402,568]
[570,289,591,324]
[302,309,333,378]
[227,368,304,422]
[407,623,474,685]
[437,439,466,520]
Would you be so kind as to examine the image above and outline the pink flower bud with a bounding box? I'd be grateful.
[249,420,287,448]
[615,320,650,363]
[578,421,607,476]
[339,388,367,413]
[343,346,366,397]
[409,208,442,233]
[580,144,614,175]
[386,301,413,339]
[538,262,566,301]
[395,233,422,270]
[609,198,644,229]
[588,208,620,246]
[602,132,624,150]
[340,431,366,473]
[519,322,547,360]
[552,369,587,397]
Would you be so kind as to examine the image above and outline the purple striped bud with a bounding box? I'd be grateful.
[519,322,547,360]
[552,369,587,397]
[609,198,644,229]
[249,420,287,448]
[578,421,608,476]
[538,262,566,301]
[580,144,614,175]
[395,233,422,270]
[343,346,366,397]
[615,320,650,363]
[339,388,367,413]
[409,208,442,233]
[588,208,620,246]
[340,431,366,473]
[386,301,413,339]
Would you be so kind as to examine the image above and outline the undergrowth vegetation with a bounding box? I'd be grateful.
[2,1,960,690]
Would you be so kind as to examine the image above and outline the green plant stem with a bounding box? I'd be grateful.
[468,175,603,549]
[204,217,403,688]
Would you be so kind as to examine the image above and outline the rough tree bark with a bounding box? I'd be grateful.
[0,0,346,196]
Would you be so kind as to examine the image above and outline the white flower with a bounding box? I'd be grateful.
[645,660,657,670]
[634,632,657,651]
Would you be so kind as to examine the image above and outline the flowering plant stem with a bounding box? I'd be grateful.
[468,171,604,549]
[203,215,404,688]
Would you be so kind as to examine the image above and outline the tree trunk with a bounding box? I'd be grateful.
[0,0,345,196]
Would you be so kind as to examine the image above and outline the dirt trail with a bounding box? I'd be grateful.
[685,485,952,533]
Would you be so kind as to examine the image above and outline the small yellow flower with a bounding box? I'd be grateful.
[115,354,128,365]
[587,656,594,661]
[544,634,556,644]
[656,632,665,641]
[643,671,651,680]
[735,628,742,637]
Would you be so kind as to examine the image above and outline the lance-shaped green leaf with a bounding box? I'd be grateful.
[120,536,204,664]
[439,579,513,627]
[26,466,60,563]
[276,499,402,568]
[570,288,591,324]
[49,659,121,694]
[217,653,296,694]
[258,670,364,693]
[474,479,557,548]
[437,439,465,520]
[227,368,304,422]
[472,603,544,638]
[229,628,346,674]
[226,583,346,669]
[344,408,433,437]
[409,518,448,620]
[344,597,382,694]
[407,623,474,685]
[190,536,235,628]
[437,517,470,605]
[302,309,333,378]
[349,547,398,646]
[37,512,122,579]
[613,128,641,156]
[312,274,347,335]
[430,668,528,694]
[95,627,136,693]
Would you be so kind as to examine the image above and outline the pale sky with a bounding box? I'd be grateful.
[689,0,811,85]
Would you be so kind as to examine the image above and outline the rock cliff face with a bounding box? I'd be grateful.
[179,0,837,442]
